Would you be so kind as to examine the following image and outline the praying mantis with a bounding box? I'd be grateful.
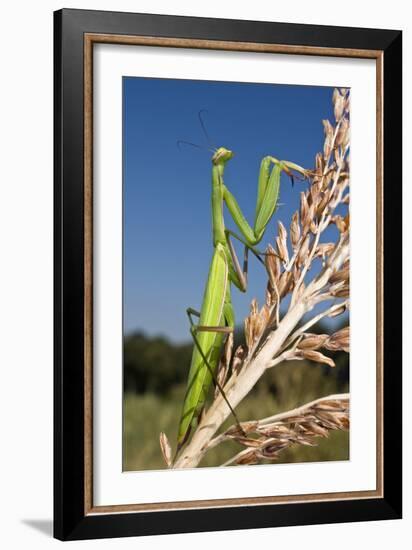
[176,144,306,451]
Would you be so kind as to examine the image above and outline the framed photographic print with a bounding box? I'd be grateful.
[54,8,402,541]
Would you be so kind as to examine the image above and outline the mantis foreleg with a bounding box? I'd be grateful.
[225,229,283,293]
[223,157,306,246]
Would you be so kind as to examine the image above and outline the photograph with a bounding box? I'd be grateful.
[51,7,402,541]
[122,78,350,471]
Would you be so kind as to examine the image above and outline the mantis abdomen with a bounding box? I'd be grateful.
[177,243,229,445]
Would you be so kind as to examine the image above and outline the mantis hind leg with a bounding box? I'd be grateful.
[186,307,232,334]
[185,305,245,435]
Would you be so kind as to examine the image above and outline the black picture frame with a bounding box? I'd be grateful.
[54,8,402,541]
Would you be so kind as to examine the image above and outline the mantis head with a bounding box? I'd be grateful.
[212,147,234,165]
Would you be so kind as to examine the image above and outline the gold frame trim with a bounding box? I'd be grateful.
[84,34,384,515]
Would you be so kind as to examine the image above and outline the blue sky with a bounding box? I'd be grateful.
[123,77,341,343]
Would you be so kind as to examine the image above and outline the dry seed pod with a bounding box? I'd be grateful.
[214,364,228,399]
[300,349,336,368]
[321,170,333,192]
[298,333,329,351]
[235,449,259,465]
[328,304,347,318]
[322,119,334,159]
[316,192,328,218]
[277,269,293,298]
[244,317,253,349]
[260,303,271,326]
[303,421,329,437]
[259,443,288,458]
[265,287,272,308]
[314,242,335,259]
[338,415,350,429]
[344,213,350,230]
[266,281,278,308]
[307,201,316,225]
[225,421,258,438]
[318,410,345,428]
[258,424,291,437]
[333,88,346,121]
[325,326,350,353]
[314,401,346,411]
[234,436,265,448]
[290,211,301,249]
[282,415,308,424]
[276,221,289,263]
[344,94,350,114]
[258,449,279,460]
[159,432,172,468]
[329,265,350,285]
[315,152,324,175]
[297,233,311,266]
[214,333,233,398]
[232,345,246,374]
[334,215,347,233]
[224,332,234,365]
[265,244,280,286]
[291,263,300,286]
[310,180,322,202]
[310,221,318,234]
[300,191,310,231]
[331,286,350,298]
[336,117,350,148]
[244,299,267,348]
[278,220,287,242]
[244,299,258,345]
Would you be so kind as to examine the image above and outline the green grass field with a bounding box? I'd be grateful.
[123,359,349,471]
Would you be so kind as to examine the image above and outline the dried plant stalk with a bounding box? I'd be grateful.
[220,394,349,466]
[165,88,351,469]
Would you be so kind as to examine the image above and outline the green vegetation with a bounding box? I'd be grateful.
[123,330,349,471]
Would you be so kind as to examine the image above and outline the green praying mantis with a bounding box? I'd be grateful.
[176,138,307,452]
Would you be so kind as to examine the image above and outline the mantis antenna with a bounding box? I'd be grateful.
[176,110,217,153]
[198,109,216,150]
[176,140,216,154]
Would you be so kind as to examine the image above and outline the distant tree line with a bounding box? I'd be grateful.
[124,332,192,394]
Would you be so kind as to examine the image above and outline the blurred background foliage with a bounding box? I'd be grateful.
[123,319,349,471]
